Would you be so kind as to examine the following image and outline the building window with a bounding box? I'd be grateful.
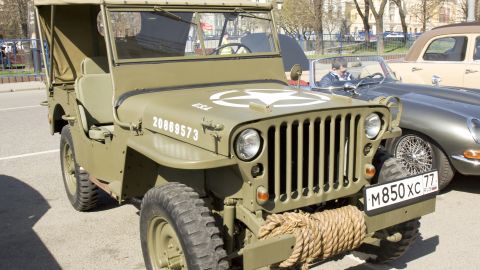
[439,7,450,23]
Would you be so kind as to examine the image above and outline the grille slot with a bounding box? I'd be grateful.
[267,114,362,202]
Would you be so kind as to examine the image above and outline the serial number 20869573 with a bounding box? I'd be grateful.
[152,117,199,142]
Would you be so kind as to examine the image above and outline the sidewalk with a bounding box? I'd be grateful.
[0,81,46,93]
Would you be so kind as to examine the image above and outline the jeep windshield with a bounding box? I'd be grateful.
[311,56,398,89]
[108,8,278,62]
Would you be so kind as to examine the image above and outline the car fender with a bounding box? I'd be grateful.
[397,100,476,157]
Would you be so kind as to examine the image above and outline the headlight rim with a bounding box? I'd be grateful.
[365,113,382,140]
[467,117,480,144]
[235,128,263,162]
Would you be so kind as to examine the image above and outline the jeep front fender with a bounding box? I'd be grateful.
[126,134,236,170]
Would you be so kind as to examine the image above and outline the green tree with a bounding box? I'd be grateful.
[409,0,444,32]
[353,0,371,44]
[277,0,315,40]
[391,0,408,45]
[368,0,388,54]
[313,0,325,54]
[0,0,31,38]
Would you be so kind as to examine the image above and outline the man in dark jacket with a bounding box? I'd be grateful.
[317,57,353,87]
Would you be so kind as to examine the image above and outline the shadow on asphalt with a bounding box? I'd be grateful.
[346,235,440,270]
[442,174,480,195]
[89,189,120,212]
[0,174,61,270]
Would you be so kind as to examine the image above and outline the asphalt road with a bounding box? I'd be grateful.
[0,90,479,270]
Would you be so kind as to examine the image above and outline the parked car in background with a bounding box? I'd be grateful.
[384,32,405,39]
[389,22,480,89]
[277,33,479,190]
[306,56,480,190]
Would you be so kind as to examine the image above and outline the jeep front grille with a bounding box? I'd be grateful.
[267,113,365,204]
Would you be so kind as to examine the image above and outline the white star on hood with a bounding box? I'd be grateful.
[223,90,317,106]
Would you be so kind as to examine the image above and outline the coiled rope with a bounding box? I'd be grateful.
[258,205,367,269]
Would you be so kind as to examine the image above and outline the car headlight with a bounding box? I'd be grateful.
[468,118,480,144]
[235,129,262,161]
[365,113,382,139]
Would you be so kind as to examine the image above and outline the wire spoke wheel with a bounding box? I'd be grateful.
[148,217,187,270]
[395,135,434,175]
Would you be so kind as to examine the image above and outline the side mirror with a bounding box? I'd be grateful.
[432,75,441,87]
[290,64,303,84]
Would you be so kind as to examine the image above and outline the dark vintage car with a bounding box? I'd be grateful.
[245,33,479,190]
[303,56,480,190]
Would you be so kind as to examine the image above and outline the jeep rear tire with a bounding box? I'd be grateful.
[363,150,420,263]
[371,219,420,264]
[60,125,99,211]
[140,183,229,270]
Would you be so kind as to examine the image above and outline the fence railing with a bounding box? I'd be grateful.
[1,39,46,83]
[0,35,415,83]
[296,33,417,56]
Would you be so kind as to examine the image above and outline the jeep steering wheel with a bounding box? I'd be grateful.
[209,43,252,55]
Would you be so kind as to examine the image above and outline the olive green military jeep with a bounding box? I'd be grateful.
[35,0,438,269]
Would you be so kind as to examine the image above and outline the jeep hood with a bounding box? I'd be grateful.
[117,82,377,157]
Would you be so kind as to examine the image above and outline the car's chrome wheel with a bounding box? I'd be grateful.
[395,135,434,175]
[387,132,455,190]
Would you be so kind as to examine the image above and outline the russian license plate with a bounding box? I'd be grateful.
[364,171,439,216]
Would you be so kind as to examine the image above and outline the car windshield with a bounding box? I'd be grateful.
[311,56,398,89]
[108,9,277,61]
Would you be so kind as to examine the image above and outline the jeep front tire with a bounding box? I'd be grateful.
[362,150,421,263]
[140,183,229,270]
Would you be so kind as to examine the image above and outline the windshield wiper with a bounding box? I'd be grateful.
[233,7,272,21]
[153,7,197,25]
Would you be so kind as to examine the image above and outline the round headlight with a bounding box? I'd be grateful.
[235,129,262,161]
[365,113,382,139]
[468,118,480,144]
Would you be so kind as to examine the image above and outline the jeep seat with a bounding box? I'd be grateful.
[75,57,114,142]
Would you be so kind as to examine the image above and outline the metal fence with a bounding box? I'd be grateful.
[0,34,415,83]
[296,33,417,56]
[0,39,46,83]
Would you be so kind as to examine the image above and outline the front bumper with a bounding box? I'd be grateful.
[240,197,436,269]
[451,155,480,175]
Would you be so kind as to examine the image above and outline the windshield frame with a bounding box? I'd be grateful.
[105,6,281,64]
[310,56,398,90]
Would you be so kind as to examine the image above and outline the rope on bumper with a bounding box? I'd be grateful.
[258,205,366,270]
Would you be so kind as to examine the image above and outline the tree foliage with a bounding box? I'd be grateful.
[353,0,371,43]
[368,0,388,54]
[459,0,480,21]
[409,0,444,32]
[391,0,408,44]
[277,0,316,40]
[323,0,343,35]
[0,0,31,38]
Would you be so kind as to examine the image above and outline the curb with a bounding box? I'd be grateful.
[0,82,46,94]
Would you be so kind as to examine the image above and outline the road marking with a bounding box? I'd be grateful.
[0,105,43,112]
[0,149,59,161]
